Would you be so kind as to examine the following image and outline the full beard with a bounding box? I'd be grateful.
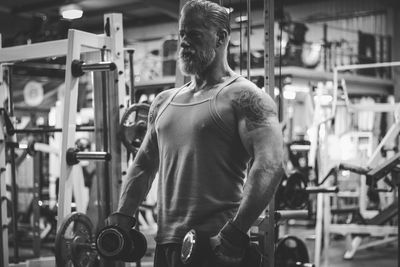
[178,47,216,75]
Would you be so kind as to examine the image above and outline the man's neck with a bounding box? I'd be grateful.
[191,61,234,92]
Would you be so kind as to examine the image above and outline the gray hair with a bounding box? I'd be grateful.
[181,0,231,34]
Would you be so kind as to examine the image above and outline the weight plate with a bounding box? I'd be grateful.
[55,212,96,267]
[124,228,148,262]
[283,171,309,210]
[275,235,310,267]
[119,103,150,155]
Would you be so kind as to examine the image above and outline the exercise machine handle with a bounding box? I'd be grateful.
[338,163,369,175]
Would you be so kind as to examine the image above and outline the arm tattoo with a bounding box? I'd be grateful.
[233,90,277,131]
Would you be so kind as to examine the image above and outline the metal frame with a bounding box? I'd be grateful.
[322,62,400,265]
[0,58,10,267]
[0,14,126,267]
[57,29,112,227]
[57,14,126,267]
[332,61,400,116]
[0,38,112,63]
[263,0,275,267]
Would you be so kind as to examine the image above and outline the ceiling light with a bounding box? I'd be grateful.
[60,4,83,20]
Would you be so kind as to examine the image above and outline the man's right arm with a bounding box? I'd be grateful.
[116,91,170,216]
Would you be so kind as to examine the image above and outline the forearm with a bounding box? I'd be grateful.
[232,160,283,232]
[117,153,158,216]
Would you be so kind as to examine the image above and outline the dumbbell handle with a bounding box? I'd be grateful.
[339,163,369,175]
[75,242,97,251]
[75,151,110,161]
[66,147,111,165]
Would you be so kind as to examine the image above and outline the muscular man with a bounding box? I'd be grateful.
[112,0,283,266]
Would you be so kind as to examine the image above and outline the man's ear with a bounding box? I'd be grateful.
[216,30,228,48]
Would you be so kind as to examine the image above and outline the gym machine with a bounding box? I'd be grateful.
[0,13,130,267]
[320,62,400,266]
[54,101,150,266]
[325,153,400,262]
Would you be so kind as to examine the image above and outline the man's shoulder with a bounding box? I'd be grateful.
[151,87,181,107]
[154,88,175,103]
[220,76,264,99]
[220,76,277,114]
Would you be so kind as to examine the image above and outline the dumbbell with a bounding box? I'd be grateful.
[55,212,147,265]
[181,230,213,265]
[180,229,261,266]
[96,219,147,262]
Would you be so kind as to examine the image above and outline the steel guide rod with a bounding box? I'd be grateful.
[246,0,251,79]
[6,66,19,263]
[127,49,136,104]
[264,0,275,266]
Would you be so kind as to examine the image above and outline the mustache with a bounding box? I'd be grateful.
[179,48,195,57]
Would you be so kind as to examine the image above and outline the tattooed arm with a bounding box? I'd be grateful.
[117,90,171,215]
[230,82,283,232]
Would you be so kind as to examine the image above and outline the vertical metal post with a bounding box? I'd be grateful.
[389,6,400,102]
[315,191,324,267]
[323,24,328,72]
[7,67,19,263]
[246,0,251,79]
[264,0,275,266]
[128,49,136,104]
[104,13,125,267]
[397,182,399,267]
[102,49,111,218]
[0,44,10,266]
[93,55,122,267]
[92,57,108,224]
[105,14,127,213]
[56,29,81,230]
[32,151,41,257]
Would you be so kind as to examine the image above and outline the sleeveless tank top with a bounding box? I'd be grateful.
[154,75,250,244]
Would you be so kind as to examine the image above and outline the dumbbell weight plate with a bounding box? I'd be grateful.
[55,212,97,267]
[119,103,150,155]
[127,227,148,262]
[283,171,309,210]
[96,225,148,262]
[275,235,310,267]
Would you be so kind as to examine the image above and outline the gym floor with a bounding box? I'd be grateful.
[8,225,397,267]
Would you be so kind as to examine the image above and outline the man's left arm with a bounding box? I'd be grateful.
[210,85,283,265]
[231,85,284,233]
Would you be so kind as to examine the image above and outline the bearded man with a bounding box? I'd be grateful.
[109,1,283,266]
